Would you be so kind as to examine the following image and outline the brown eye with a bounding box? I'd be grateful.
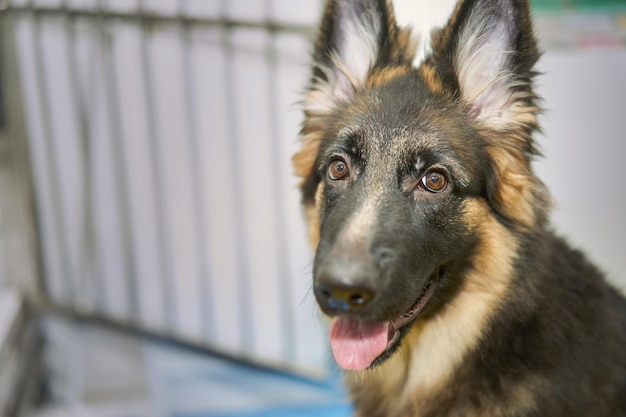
[421,171,448,193]
[328,158,350,181]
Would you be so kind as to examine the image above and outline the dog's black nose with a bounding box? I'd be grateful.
[314,261,378,315]
[315,284,376,314]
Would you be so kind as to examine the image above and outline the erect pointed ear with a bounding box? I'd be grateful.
[426,0,546,228]
[304,0,417,114]
[295,0,418,248]
[428,0,540,128]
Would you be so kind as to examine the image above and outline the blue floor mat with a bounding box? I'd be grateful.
[178,403,353,417]
[145,343,353,417]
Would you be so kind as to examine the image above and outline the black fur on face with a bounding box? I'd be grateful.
[312,73,488,327]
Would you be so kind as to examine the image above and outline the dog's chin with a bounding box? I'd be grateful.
[371,267,443,367]
[329,267,443,371]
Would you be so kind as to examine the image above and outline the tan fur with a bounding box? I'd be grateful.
[292,108,327,197]
[346,198,542,417]
[304,183,324,248]
[419,63,445,95]
[292,133,320,180]
[481,112,547,229]
[367,66,411,89]
[484,142,536,228]
[341,194,382,248]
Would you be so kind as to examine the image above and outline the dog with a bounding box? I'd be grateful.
[292,0,626,415]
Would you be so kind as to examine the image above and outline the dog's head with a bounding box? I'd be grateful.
[294,0,549,371]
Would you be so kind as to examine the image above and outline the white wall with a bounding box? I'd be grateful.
[535,48,626,290]
[394,0,458,64]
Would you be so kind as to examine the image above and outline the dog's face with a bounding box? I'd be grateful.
[294,0,546,371]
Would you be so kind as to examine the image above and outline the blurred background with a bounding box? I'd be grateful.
[0,0,624,416]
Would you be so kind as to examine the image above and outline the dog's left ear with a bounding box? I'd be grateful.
[429,0,539,126]
[427,0,544,227]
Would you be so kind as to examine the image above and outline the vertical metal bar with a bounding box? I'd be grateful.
[61,0,100,312]
[0,13,6,133]
[0,9,46,299]
[220,0,254,352]
[137,0,177,330]
[98,0,140,319]
[264,0,296,363]
[177,0,215,340]
[29,0,74,304]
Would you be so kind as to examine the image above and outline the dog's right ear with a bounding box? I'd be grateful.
[305,0,416,114]
[294,0,417,247]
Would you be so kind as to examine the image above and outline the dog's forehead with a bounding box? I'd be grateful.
[334,73,466,160]
[319,73,483,190]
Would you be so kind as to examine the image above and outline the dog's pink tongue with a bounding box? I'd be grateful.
[329,318,389,371]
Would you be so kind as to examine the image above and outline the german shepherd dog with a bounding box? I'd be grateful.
[293,0,626,415]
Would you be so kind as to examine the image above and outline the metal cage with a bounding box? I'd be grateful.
[0,0,328,386]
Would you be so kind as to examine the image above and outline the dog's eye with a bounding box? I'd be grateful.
[328,158,350,181]
[421,171,448,193]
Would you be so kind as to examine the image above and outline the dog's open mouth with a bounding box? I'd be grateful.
[328,267,442,371]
